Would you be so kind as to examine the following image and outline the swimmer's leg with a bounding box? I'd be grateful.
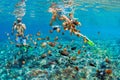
[22,37,27,46]
[16,36,22,47]
[74,32,95,46]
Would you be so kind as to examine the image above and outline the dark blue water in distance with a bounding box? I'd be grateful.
[0,0,120,80]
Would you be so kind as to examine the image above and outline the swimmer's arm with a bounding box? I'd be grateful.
[11,25,16,35]
[78,22,82,26]
[13,25,17,30]
[22,24,26,30]
[11,27,14,34]
[12,22,16,30]
[62,15,72,23]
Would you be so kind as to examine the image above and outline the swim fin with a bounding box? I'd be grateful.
[86,39,95,46]
[82,35,95,46]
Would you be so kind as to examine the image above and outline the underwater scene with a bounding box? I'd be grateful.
[0,0,120,80]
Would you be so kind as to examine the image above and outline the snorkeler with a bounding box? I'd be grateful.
[49,3,94,46]
[12,18,27,46]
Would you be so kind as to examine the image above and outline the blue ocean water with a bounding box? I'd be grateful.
[0,0,120,80]
[0,0,120,40]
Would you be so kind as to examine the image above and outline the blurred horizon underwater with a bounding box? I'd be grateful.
[0,0,120,80]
